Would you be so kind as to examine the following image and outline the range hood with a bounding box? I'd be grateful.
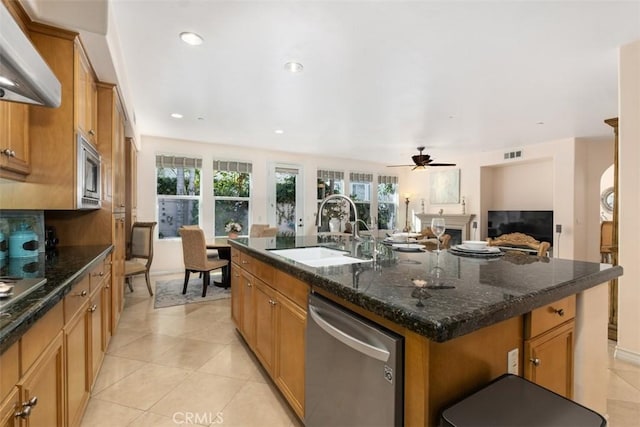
[0,2,61,107]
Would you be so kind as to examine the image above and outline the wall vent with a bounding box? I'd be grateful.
[503,150,523,160]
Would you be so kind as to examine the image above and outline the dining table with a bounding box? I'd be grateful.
[206,238,232,287]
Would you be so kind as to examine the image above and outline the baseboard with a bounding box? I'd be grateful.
[615,345,640,366]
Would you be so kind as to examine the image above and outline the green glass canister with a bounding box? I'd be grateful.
[0,230,6,259]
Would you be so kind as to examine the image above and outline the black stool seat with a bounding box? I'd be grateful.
[441,374,606,427]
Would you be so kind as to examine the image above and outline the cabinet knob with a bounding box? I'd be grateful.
[75,289,88,297]
[246,282,252,288]
[89,129,96,136]
[269,299,277,306]
[241,260,249,264]
[552,307,565,316]
[1,148,16,157]
[530,358,541,366]
[15,396,38,419]
[88,304,97,313]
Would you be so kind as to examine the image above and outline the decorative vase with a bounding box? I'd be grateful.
[228,232,239,239]
[329,218,341,233]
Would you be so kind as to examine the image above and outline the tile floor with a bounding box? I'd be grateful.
[81,274,640,426]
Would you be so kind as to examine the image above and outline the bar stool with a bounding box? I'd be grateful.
[440,374,606,427]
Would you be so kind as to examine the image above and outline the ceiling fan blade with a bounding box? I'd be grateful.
[386,164,414,168]
[428,162,457,166]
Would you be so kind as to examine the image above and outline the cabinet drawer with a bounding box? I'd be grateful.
[64,275,91,323]
[274,270,309,309]
[239,252,274,284]
[88,259,108,291]
[231,248,240,265]
[525,295,576,338]
[21,302,63,374]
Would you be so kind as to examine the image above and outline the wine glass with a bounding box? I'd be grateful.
[431,217,446,253]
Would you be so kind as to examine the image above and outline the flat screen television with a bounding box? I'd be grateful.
[487,210,554,244]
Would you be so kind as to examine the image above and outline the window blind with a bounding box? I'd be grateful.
[378,175,398,185]
[156,155,202,168]
[212,160,253,173]
[349,172,373,182]
[276,167,299,175]
[318,169,344,181]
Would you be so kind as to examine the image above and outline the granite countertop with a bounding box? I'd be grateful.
[0,245,113,354]
[229,236,623,342]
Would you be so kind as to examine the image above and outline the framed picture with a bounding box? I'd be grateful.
[429,169,460,204]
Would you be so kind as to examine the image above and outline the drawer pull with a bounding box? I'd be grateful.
[241,260,249,264]
[75,290,88,297]
[269,299,277,306]
[552,307,565,316]
[88,304,97,313]
[89,129,96,136]
[530,358,541,366]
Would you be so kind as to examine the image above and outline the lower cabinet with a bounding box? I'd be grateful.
[231,249,308,420]
[17,332,65,427]
[0,388,20,427]
[524,295,576,398]
[64,297,90,427]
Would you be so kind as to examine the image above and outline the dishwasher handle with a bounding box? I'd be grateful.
[309,305,390,362]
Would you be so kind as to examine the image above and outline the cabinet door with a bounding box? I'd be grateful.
[275,295,306,419]
[0,101,30,178]
[524,320,574,398]
[231,266,242,328]
[254,280,277,373]
[102,273,113,351]
[0,388,19,427]
[240,270,256,347]
[75,45,96,144]
[64,305,90,427]
[17,332,65,427]
[89,285,104,388]
[112,97,126,212]
[111,215,126,330]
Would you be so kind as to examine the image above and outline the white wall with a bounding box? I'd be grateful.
[137,135,407,273]
[617,40,640,364]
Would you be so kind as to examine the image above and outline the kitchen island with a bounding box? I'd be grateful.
[229,235,622,426]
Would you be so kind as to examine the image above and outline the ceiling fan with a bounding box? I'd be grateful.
[387,146,456,170]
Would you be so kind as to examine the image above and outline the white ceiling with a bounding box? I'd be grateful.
[23,0,640,165]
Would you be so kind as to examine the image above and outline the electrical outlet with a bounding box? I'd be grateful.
[508,348,519,374]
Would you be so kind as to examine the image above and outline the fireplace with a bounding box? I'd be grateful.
[415,213,475,245]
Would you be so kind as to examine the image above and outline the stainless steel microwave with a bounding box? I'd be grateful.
[77,133,102,209]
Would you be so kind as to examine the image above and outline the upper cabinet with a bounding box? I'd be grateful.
[0,23,99,208]
[97,83,126,213]
[0,101,30,180]
[76,47,98,145]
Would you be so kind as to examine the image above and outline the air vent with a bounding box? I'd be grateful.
[503,150,523,160]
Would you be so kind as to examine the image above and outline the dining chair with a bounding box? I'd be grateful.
[249,224,269,237]
[600,221,614,263]
[124,221,157,296]
[260,227,278,237]
[179,226,229,296]
[486,232,551,257]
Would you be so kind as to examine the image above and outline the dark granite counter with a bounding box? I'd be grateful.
[0,245,112,354]
[229,235,622,342]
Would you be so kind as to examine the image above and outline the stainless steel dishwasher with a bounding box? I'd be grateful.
[306,293,404,427]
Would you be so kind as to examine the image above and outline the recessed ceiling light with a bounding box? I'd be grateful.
[284,62,303,73]
[536,121,544,125]
[197,116,205,121]
[274,129,284,134]
[180,32,204,46]
[171,113,183,119]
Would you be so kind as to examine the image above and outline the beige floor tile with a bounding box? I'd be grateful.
[607,370,640,403]
[608,399,640,427]
[94,363,191,410]
[197,341,261,380]
[91,354,147,395]
[106,327,151,353]
[128,411,206,427]
[149,371,246,419]
[108,333,185,362]
[612,368,640,391]
[151,338,227,370]
[220,381,299,427]
[80,398,143,426]
[184,319,239,345]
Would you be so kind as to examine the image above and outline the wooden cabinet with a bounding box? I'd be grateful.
[0,101,30,180]
[112,214,126,330]
[75,47,97,145]
[17,332,65,427]
[0,388,19,427]
[97,83,126,212]
[125,137,138,256]
[231,249,308,419]
[524,295,575,398]
[0,24,98,209]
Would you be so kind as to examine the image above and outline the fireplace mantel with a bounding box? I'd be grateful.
[415,213,476,241]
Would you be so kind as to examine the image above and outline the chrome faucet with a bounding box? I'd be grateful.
[316,194,361,240]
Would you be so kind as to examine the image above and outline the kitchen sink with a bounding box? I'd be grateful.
[269,247,373,268]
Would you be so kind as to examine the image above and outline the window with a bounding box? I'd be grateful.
[213,160,252,237]
[156,155,201,239]
[377,175,399,230]
[349,172,373,224]
[317,169,345,231]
